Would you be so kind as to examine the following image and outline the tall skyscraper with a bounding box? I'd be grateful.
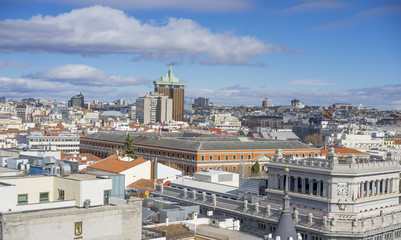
[153,66,186,121]
[68,93,84,109]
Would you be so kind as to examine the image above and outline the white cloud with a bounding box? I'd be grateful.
[283,0,347,14]
[0,76,133,101]
[38,0,252,12]
[287,79,335,86]
[26,64,152,86]
[0,60,29,68]
[0,77,72,92]
[0,6,282,65]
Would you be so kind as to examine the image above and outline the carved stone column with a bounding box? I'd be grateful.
[266,205,271,217]
[294,177,299,193]
[192,189,197,201]
[294,210,299,223]
[183,188,187,199]
[301,178,306,193]
[309,178,313,195]
[308,213,313,225]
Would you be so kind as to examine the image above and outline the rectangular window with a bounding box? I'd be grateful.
[104,190,110,205]
[40,192,49,202]
[58,189,65,200]
[248,154,251,159]
[201,156,205,161]
[233,155,236,160]
[218,155,221,160]
[18,194,28,204]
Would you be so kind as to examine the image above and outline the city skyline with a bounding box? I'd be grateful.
[0,0,400,109]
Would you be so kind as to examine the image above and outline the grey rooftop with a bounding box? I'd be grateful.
[83,132,315,151]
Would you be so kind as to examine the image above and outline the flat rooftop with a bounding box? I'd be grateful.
[170,177,238,196]
[0,167,19,173]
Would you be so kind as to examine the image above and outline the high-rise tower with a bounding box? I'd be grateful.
[153,66,186,121]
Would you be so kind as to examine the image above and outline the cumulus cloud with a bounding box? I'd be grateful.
[37,0,252,12]
[0,60,29,68]
[283,0,346,14]
[26,64,152,86]
[287,79,335,86]
[0,6,282,65]
[0,77,72,92]
[0,76,133,101]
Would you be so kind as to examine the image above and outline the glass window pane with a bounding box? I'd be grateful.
[18,194,28,204]
[40,192,49,202]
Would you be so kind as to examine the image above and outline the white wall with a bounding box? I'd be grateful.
[0,184,17,212]
[1,176,55,204]
[80,179,112,207]
[121,161,151,187]
[157,163,181,179]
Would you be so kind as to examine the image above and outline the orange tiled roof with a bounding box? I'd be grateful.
[147,224,194,240]
[320,147,370,156]
[88,155,148,173]
[129,178,163,191]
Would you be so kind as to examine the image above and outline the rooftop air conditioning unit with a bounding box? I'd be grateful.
[83,199,91,209]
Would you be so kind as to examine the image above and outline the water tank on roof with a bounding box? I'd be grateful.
[58,161,71,176]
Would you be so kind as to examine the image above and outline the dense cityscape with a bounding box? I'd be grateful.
[0,65,401,240]
[1,0,400,240]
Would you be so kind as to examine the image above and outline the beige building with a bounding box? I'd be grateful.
[0,173,142,240]
[136,92,172,124]
[212,114,241,132]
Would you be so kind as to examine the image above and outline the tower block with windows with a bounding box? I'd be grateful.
[154,66,186,121]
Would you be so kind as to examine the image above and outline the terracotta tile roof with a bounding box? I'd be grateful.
[129,178,163,191]
[6,130,29,134]
[87,155,149,173]
[320,147,370,156]
[147,224,194,240]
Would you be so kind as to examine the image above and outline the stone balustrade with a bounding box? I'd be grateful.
[155,184,401,235]
[270,155,399,171]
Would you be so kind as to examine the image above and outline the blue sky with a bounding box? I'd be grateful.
[0,0,400,109]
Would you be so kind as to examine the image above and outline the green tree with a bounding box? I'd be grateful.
[124,134,138,159]
[251,160,260,175]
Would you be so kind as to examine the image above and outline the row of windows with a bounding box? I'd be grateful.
[81,140,122,150]
[18,192,50,204]
[18,189,111,205]
[32,144,79,147]
[83,139,318,161]
[31,138,79,142]
[201,154,252,161]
